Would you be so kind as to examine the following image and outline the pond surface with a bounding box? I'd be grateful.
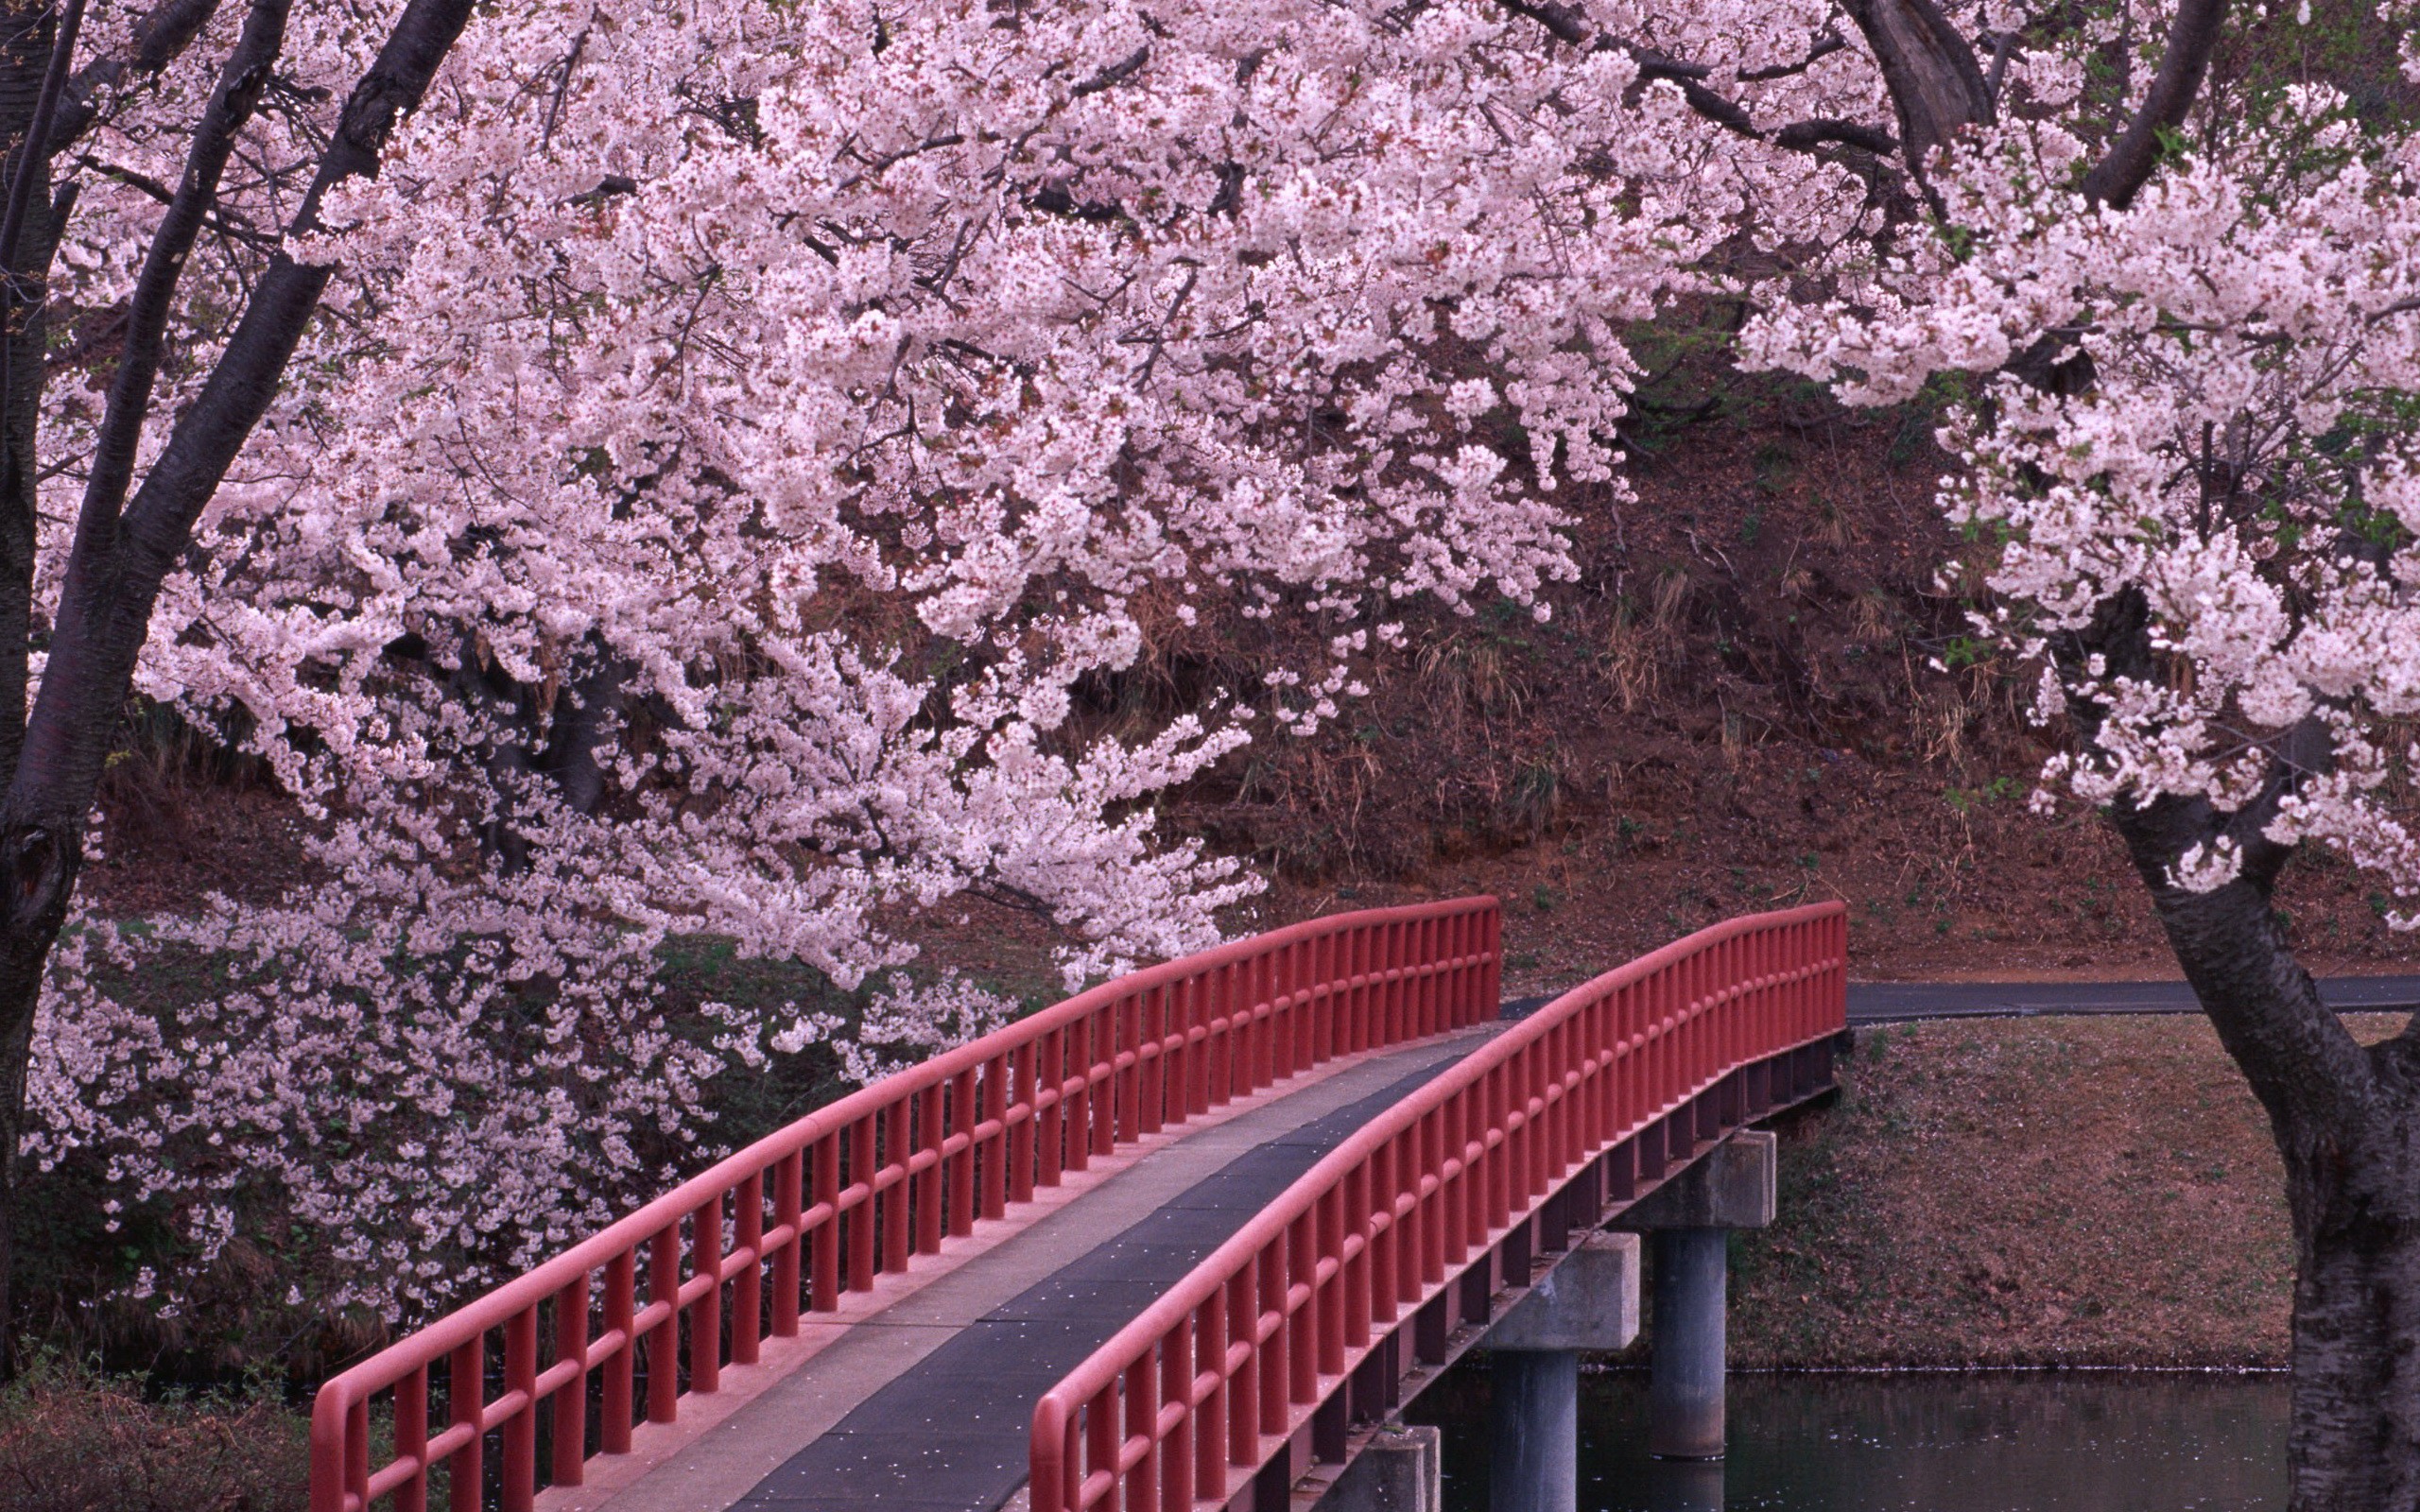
[1402,1369,2289,1512]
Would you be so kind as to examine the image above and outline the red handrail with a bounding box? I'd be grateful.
[309,898,1501,1512]
[1028,901,1846,1512]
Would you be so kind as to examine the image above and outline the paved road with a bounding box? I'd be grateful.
[1506,976,2420,1025]
[1844,975,2420,1022]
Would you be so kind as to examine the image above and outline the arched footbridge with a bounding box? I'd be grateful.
[311,898,1850,1512]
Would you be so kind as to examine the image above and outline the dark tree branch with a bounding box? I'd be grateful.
[16,0,480,829]
[2058,589,2372,1140]
[0,0,85,808]
[1774,117,1899,154]
[1072,45,1150,97]
[0,0,83,284]
[2079,0,2227,209]
[47,0,224,154]
[1492,0,1899,159]
[69,0,293,587]
[1982,29,2015,105]
[1737,30,1846,81]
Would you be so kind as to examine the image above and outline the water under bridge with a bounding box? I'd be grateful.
[309,898,1852,1512]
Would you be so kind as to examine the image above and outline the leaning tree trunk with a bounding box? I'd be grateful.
[2071,592,2420,1508]
[2103,801,2420,1508]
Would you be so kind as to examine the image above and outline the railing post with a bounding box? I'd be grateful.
[1012,1043,1040,1203]
[849,1116,878,1290]
[883,1103,912,1273]
[981,1057,1009,1222]
[1196,1291,1227,1504]
[815,1133,844,1309]
[1288,1215,1318,1404]
[552,1273,590,1486]
[915,1084,944,1256]
[774,1151,804,1334]
[1116,992,1140,1144]
[603,1249,634,1453]
[1186,976,1211,1118]
[395,1369,427,1512]
[1089,1383,1121,1512]
[648,1222,681,1423]
[1041,1031,1067,1186]
[1032,1399,1068,1512]
[735,1172,764,1366]
[1256,1241,1288,1435]
[503,1303,538,1512]
[690,1197,723,1394]
[1125,1351,1159,1512]
[448,1336,483,1512]
[1065,1021,1094,1173]
[1161,1314,1195,1512]
[952,1067,979,1237]
[1093,1006,1118,1158]
[1226,1268,1257,1469]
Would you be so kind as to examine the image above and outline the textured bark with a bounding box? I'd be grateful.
[2069,594,2420,1510]
[1839,0,1991,181]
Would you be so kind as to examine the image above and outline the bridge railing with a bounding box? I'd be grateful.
[1028,901,1846,1512]
[309,898,1501,1512]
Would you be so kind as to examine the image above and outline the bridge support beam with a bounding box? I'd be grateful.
[1479,1231,1638,1512]
[1616,1131,1776,1462]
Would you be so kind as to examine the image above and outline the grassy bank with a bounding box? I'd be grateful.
[1720,1013,2407,1369]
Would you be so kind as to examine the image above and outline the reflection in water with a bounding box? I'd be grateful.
[1404,1369,2289,1512]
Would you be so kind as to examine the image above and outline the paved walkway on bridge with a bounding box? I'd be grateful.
[565,1026,1500,1512]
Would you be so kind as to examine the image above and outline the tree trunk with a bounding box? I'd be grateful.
[0,0,69,1372]
[2111,823,2420,1507]
[2060,588,2418,1505]
[0,819,78,1371]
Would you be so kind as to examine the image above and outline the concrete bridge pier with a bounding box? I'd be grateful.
[1319,1425,1443,1512]
[1617,1131,1777,1461]
[1480,1231,1640,1512]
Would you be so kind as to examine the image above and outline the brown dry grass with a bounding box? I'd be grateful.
[1720,1013,2407,1368]
[0,1358,307,1511]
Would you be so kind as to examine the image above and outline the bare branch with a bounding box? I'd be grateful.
[1737,30,1847,81]
[1492,0,1898,159]
[18,0,480,821]
[72,0,294,570]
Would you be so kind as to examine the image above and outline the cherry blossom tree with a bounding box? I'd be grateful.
[1741,6,2420,1503]
[6,0,2414,1501]
[16,0,1741,1332]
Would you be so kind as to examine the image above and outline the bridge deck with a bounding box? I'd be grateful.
[555,1028,1500,1512]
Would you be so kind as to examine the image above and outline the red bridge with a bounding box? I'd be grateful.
[310,898,1847,1512]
